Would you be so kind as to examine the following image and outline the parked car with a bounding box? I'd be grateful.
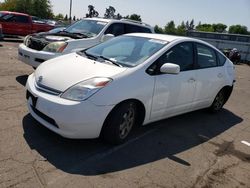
[18,18,154,68]
[0,24,3,41]
[26,33,235,144]
[0,11,54,37]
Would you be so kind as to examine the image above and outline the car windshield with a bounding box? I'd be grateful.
[84,36,168,67]
[0,12,8,19]
[65,20,107,37]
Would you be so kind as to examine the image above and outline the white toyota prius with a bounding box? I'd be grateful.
[26,33,235,144]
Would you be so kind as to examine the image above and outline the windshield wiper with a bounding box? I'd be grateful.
[81,51,98,60]
[98,56,123,67]
[71,32,88,38]
[78,51,122,67]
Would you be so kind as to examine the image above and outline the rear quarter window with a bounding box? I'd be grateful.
[125,24,152,33]
[217,51,226,66]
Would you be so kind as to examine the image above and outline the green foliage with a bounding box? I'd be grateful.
[185,19,195,31]
[54,13,64,20]
[229,25,249,35]
[86,5,99,18]
[0,0,53,19]
[196,23,214,32]
[104,6,116,19]
[124,14,142,22]
[154,25,164,34]
[164,21,176,35]
[212,23,227,33]
[176,21,186,36]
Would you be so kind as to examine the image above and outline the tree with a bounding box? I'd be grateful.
[124,14,142,22]
[185,19,195,31]
[0,0,53,19]
[0,0,17,11]
[154,25,164,34]
[86,5,99,18]
[212,23,227,33]
[54,13,64,20]
[176,21,186,36]
[104,6,116,19]
[64,14,68,21]
[195,23,214,32]
[229,25,248,35]
[164,21,176,35]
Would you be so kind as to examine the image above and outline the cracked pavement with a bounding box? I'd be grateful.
[0,40,249,188]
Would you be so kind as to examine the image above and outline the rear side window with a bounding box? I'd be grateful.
[14,15,29,23]
[125,24,151,33]
[217,52,226,66]
[196,44,217,68]
[105,23,125,36]
[2,14,29,23]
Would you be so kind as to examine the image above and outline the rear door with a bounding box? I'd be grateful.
[192,43,225,109]
[150,42,197,120]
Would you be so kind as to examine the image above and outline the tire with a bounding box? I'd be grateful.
[209,90,226,112]
[102,102,137,145]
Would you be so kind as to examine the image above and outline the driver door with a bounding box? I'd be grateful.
[150,42,197,120]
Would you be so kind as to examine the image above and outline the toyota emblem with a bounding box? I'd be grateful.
[38,76,43,83]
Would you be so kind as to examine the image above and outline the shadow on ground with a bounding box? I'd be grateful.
[23,109,242,175]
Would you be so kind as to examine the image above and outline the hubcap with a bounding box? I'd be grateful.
[214,92,224,110]
[119,105,135,139]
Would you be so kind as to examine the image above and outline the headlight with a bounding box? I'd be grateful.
[61,77,112,101]
[24,35,31,46]
[43,42,68,53]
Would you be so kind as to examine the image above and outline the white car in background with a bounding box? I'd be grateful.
[26,33,235,144]
[18,18,154,68]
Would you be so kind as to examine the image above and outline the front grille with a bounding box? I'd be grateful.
[31,105,59,128]
[27,37,49,51]
[35,82,61,95]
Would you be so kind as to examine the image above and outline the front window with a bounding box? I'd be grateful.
[65,20,107,37]
[84,36,167,67]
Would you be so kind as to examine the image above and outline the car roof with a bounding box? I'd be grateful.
[126,33,216,44]
[0,11,29,17]
[125,33,188,42]
[83,17,153,30]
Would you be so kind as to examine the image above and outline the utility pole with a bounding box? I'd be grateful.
[69,0,72,23]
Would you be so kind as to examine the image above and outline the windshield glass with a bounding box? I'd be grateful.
[0,12,8,19]
[65,20,107,37]
[84,36,168,67]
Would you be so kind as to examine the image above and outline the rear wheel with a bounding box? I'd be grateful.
[102,102,137,145]
[209,90,226,112]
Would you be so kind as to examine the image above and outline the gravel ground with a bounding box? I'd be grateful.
[0,40,249,188]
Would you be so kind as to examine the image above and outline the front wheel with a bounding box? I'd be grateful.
[102,102,137,145]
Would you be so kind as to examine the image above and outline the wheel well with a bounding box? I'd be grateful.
[221,85,233,104]
[101,99,146,135]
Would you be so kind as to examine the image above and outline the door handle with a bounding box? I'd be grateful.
[188,78,196,83]
[217,73,223,78]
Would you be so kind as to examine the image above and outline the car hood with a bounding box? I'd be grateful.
[35,53,127,92]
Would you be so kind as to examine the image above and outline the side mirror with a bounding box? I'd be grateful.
[160,63,180,74]
[101,34,114,42]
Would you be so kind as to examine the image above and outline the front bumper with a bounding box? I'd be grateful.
[26,74,114,139]
[18,44,60,68]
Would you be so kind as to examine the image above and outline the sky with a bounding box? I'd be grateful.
[1,0,250,29]
[50,0,250,29]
